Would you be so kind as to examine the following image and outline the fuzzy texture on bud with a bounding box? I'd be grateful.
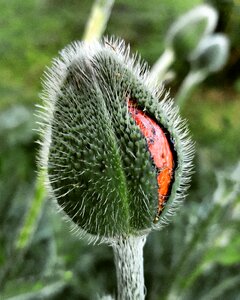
[38,37,194,242]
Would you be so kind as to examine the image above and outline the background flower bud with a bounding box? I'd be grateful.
[176,34,230,108]
[165,4,218,60]
[38,37,194,241]
[189,34,230,75]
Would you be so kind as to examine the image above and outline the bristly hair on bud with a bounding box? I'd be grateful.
[37,36,194,244]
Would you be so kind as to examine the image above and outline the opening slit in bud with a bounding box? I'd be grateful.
[127,99,178,223]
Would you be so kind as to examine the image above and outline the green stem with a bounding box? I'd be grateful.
[15,171,46,250]
[175,70,206,109]
[149,48,175,85]
[83,0,115,42]
[112,235,147,300]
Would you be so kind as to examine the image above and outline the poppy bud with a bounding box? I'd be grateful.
[176,34,230,107]
[38,37,194,242]
[165,4,218,60]
[189,34,230,75]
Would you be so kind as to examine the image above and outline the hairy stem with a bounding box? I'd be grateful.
[83,0,115,42]
[112,235,147,300]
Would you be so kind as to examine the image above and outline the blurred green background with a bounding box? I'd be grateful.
[0,0,240,299]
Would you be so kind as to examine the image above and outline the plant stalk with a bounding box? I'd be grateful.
[112,235,147,300]
[175,70,206,109]
[15,171,46,250]
[83,0,115,42]
[149,47,175,85]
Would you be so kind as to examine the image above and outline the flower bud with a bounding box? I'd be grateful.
[165,4,218,59]
[38,37,194,242]
[189,34,230,74]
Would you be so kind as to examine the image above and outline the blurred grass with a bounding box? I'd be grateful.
[0,0,239,299]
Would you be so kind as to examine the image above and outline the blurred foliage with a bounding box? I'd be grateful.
[205,0,240,82]
[0,0,239,299]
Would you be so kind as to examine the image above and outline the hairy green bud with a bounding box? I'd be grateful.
[38,37,194,242]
